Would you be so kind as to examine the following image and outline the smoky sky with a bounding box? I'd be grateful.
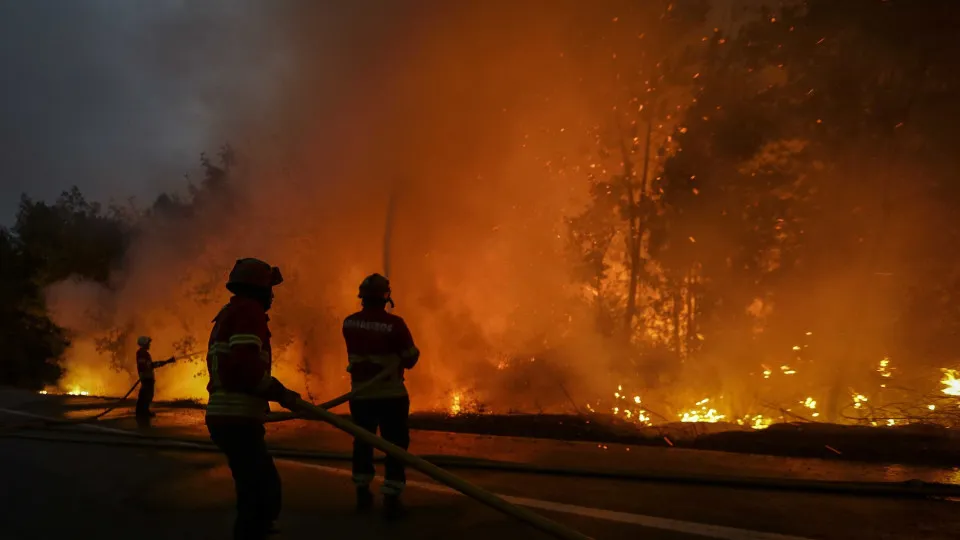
[0,0,288,222]
[0,0,763,224]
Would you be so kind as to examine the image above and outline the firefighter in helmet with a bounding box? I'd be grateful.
[205,258,301,540]
[134,335,174,421]
[343,273,420,519]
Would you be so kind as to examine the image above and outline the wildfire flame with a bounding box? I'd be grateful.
[67,386,90,396]
[877,358,893,378]
[736,414,771,430]
[942,369,960,397]
[611,385,652,425]
[679,398,726,423]
[38,386,89,396]
[449,392,463,415]
[801,396,820,417]
[852,392,868,409]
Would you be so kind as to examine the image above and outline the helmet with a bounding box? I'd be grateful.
[227,258,283,292]
[137,336,152,347]
[358,273,391,301]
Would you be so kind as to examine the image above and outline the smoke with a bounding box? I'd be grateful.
[42,1,646,409]
[0,1,293,219]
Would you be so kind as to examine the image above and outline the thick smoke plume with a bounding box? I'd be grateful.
[46,1,649,410]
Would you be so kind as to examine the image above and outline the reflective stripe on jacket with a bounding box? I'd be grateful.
[343,308,420,400]
[205,296,274,421]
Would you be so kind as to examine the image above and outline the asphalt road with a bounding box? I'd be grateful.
[1,391,959,539]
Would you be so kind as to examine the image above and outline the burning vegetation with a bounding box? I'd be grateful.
[3,1,960,435]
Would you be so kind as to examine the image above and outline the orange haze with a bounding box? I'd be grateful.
[45,2,649,410]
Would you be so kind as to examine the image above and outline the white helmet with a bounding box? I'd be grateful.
[136,336,152,347]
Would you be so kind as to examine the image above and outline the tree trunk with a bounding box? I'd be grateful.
[673,282,683,360]
[595,266,605,334]
[686,270,697,361]
[623,120,653,337]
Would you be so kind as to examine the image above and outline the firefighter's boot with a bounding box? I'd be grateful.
[383,494,405,521]
[356,487,374,513]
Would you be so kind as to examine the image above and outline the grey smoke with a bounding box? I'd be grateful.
[0,0,287,220]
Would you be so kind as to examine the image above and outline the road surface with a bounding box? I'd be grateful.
[1,391,958,539]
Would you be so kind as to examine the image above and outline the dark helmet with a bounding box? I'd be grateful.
[227,258,283,293]
[358,273,392,304]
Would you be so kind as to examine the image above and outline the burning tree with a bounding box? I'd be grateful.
[567,0,960,424]
[566,0,708,352]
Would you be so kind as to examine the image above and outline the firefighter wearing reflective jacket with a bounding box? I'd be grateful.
[205,258,301,540]
[135,336,174,420]
[343,273,420,519]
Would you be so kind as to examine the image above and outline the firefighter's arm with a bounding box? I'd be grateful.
[151,357,175,368]
[342,323,353,373]
[393,319,420,370]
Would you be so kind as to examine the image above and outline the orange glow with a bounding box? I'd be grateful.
[33,4,960,432]
[942,370,960,397]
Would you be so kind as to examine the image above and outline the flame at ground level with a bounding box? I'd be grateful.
[46,335,960,430]
[942,369,960,397]
[679,398,726,424]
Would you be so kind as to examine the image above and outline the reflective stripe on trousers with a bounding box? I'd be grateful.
[351,475,405,496]
[350,396,410,497]
[352,473,374,487]
[381,479,405,496]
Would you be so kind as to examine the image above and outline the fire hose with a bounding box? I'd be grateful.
[0,392,593,540]
[294,398,592,540]
[6,424,960,501]
[265,366,394,423]
[7,194,591,539]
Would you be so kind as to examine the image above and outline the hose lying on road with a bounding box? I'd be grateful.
[0,356,392,432]
[6,422,959,501]
[0,380,141,433]
[0,351,205,433]
[5,389,960,502]
[292,398,593,540]
[1,407,593,540]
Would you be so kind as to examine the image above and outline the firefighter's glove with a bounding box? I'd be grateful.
[278,388,302,411]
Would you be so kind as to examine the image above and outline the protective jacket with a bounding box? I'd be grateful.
[206,295,286,422]
[136,349,167,381]
[342,308,419,400]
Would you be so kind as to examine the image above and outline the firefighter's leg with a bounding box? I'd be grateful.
[348,398,378,509]
[259,441,282,525]
[135,380,155,418]
[379,396,411,507]
[209,423,274,540]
